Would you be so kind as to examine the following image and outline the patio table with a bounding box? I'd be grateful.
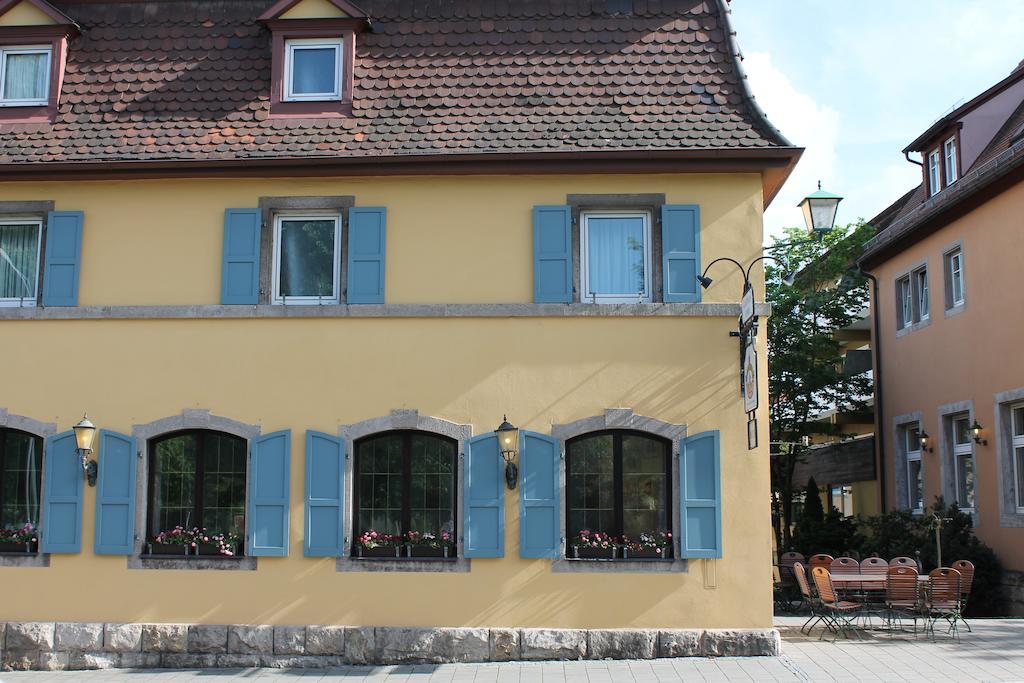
[830,574,928,585]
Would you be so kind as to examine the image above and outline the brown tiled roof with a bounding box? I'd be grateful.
[0,0,793,168]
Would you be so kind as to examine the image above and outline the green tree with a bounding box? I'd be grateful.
[767,222,875,553]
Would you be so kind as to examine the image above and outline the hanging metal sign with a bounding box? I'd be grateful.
[747,415,758,451]
[743,337,758,414]
[740,283,756,332]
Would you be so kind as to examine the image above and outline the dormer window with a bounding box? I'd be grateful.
[927,149,941,197]
[0,45,51,106]
[943,137,958,185]
[284,38,343,102]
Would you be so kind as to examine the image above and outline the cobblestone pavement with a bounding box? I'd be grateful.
[2,618,1022,682]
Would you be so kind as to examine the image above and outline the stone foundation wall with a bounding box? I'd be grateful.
[0,622,780,671]
[1003,570,1024,616]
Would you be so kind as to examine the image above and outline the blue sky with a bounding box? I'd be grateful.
[729,1,1024,241]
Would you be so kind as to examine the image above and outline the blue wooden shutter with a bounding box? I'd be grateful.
[464,433,503,558]
[680,430,722,558]
[94,430,137,555]
[248,430,291,557]
[347,207,386,304]
[533,205,572,303]
[519,431,560,558]
[221,208,261,304]
[40,431,83,553]
[662,204,701,303]
[304,431,345,557]
[42,211,84,306]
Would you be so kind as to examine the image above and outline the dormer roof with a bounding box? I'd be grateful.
[257,0,368,23]
[0,0,76,28]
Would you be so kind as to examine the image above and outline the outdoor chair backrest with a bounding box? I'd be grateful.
[811,566,839,606]
[779,551,803,586]
[781,551,804,567]
[830,557,860,575]
[886,565,919,604]
[794,562,815,600]
[861,557,889,575]
[809,553,834,571]
[951,559,975,600]
[928,567,961,608]
[889,556,916,568]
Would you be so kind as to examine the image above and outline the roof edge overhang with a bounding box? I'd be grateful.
[0,147,803,207]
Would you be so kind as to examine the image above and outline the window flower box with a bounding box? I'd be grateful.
[0,523,38,553]
[147,543,191,556]
[405,544,452,559]
[197,543,241,557]
[573,546,617,560]
[0,540,36,554]
[621,547,668,560]
[358,544,401,559]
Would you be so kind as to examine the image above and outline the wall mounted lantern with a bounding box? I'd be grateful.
[798,181,843,238]
[970,420,987,446]
[495,416,519,490]
[919,430,934,453]
[72,414,98,486]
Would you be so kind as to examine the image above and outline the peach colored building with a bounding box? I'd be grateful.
[861,62,1024,614]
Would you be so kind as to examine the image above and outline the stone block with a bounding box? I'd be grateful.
[119,652,162,669]
[273,625,305,654]
[658,630,701,658]
[262,655,342,668]
[520,628,586,661]
[6,622,55,651]
[448,628,490,663]
[228,625,273,654]
[3,651,39,671]
[188,625,228,654]
[161,653,218,668]
[489,628,520,661]
[587,630,657,660]
[68,652,119,670]
[377,627,441,663]
[216,653,262,668]
[104,623,142,652]
[701,629,780,657]
[142,624,188,653]
[305,625,345,655]
[344,626,375,664]
[38,651,69,671]
[55,622,104,651]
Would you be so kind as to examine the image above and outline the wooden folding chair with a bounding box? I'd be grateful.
[811,566,862,641]
[793,562,825,635]
[809,553,834,571]
[950,559,975,633]
[884,565,921,635]
[924,568,962,642]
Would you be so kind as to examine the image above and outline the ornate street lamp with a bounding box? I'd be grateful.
[798,181,843,238]
[73,414,98,487]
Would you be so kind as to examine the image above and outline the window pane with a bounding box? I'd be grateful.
[916,269,929,318]
[0,430,43,528]
[278,219,336,299]
[409,434,456,536]
[291,47,337,95]
[906,425,920,453]
[0,223,39,300]
[357,434,403,535]
[1012,406,1024,437]
[152,435,197,534]
[201,433,247,535]
[567,435,614,537]
[2,52,48,101]
[585,216,646,297]
[908,459,923,511]
[954,418,971,446]
[957,453,975,509]
[1017,446,1024,509]
[621,434,667,538]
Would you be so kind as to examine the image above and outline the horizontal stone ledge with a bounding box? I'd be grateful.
[0,622,780,671]
[0,302,771,321]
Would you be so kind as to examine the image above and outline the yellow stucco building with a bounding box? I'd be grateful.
[0,0,800,669]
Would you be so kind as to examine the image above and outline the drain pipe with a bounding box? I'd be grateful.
[859,268,887,511]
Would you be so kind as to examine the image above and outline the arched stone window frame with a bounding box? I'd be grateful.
[551,408,688,573]
[0,408,56,568]
[130,409,261,571]
[337,409,472,573]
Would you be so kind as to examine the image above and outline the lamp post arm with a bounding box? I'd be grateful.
[744,255,789,283]
[765,235,822,251]
[700,257,748,283]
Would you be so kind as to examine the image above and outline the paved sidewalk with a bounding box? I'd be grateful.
[1,618,1022,682]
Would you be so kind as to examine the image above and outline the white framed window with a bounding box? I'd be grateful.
[896,275,913,329]
[951,415,975,512]
[283,38,343,102]
[271,214,341,305]
[943,137,958,185]
[0,219,42,307]
[905,423,924,512]
[580,211,652,304]
[945,247,964,308]
[1012,403,1024,512]
[0,46,51,106]
[928,149,941,196]
[913,266,929,320]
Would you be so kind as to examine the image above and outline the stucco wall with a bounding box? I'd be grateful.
[873,179,1024,575]
[0,172,772,629]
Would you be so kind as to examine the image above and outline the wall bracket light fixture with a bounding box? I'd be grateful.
[72,414,98,487]
[495,416,519,490]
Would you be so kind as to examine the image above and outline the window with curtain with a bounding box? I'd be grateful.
[284,38,343,101]
[0,220,41,306]
[945,247,965,309]
[148,431,247,544]
[1013,404,1024,512]
[904,423,924,512]
[943,137,958,184]
[566,431,671,551]
[0,428,43,531]
[581,212,651,303]
[353,431,456,545]
[951,415,975,511]
[0,47,51,104]
[928,149,941,196]
[272,214,341,304]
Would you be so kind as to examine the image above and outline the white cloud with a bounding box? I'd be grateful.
[741,51,841,242]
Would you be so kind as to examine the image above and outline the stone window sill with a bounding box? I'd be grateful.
[336,556,470,573]
[0,552,49,568]
[129,555,257,571]
[552,557,688,573]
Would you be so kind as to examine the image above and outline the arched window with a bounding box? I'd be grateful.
[147,430,247,542]
[0,428,43,531]
[353,431,456,553]
[566,430,671,550]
